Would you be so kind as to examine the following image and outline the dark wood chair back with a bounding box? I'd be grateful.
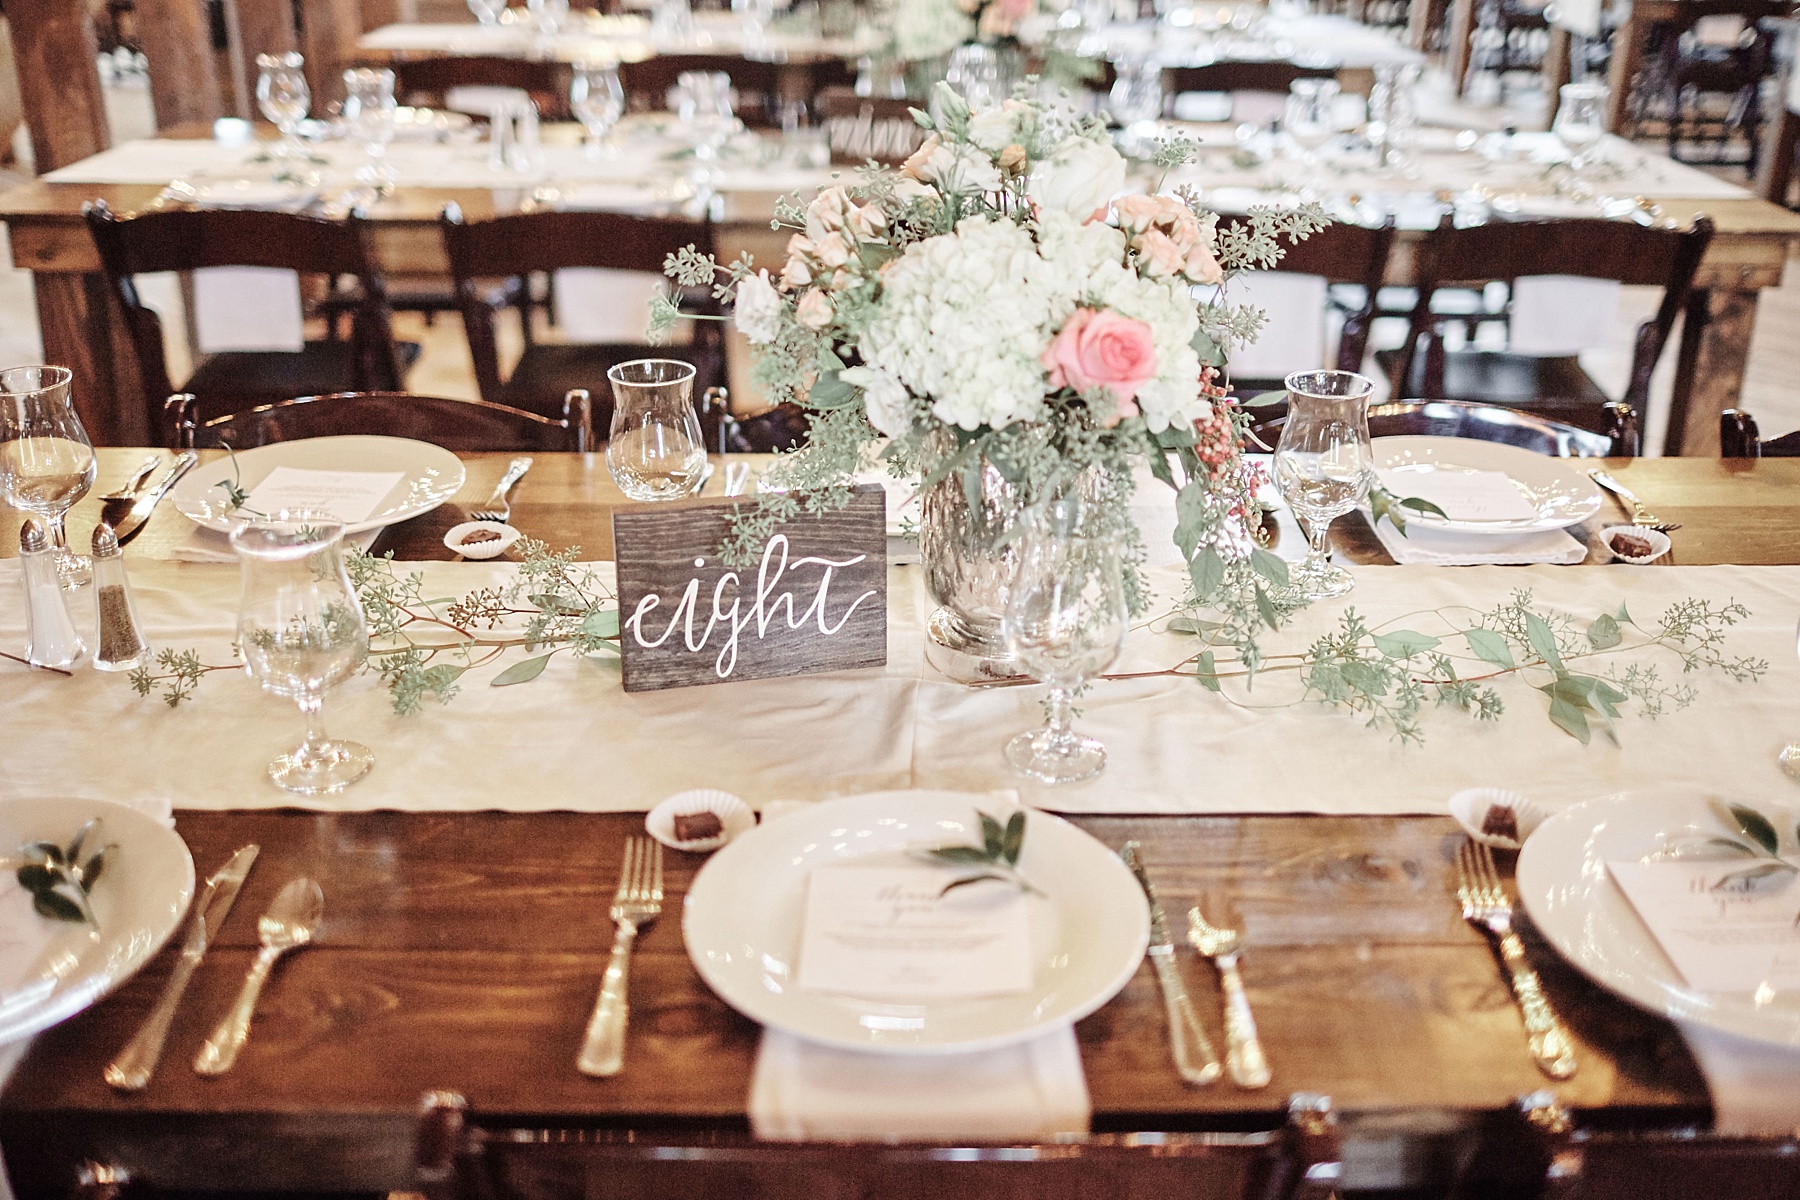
[617,54,783,126]
[1392,215,1714,418]
[440,205,720,420]
[1721,407,1800,457]
[83,199,403,437]
[1219,215,1396,377]
[702,386,810,452]
[1251,399,1634,456]
[167,389,594,453]
[389,55,570,120]
[1162,61,1337,106]
[414,1091,1343,1200]
[819,87,928,165]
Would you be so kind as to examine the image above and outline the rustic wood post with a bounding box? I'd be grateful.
[6,0,108,171]
[298,0,362,108]
[136,0,227,130]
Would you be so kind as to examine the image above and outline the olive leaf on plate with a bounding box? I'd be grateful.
[921,809,1044,898]
[16,817,111,930]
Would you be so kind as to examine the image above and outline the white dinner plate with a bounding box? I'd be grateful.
[1517,787,1800,1047]
[682,791,1150,1054]
[171,435,466,534]
[0,798,195,1046]
[1372,435,1604,533]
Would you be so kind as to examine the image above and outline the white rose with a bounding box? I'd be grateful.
[1028,135,1127,222]
[840,365,914,438]
[917,140,1004,195]
[966,104,1017,153]
[733,269,782,344]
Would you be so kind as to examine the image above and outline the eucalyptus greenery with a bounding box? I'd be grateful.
[1661,798,1800,901]
[920,809,1043,897]
[15,818,110,929]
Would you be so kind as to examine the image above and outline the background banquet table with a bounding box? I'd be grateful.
[1,450,1798,1196]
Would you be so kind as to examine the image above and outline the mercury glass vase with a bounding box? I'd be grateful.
[918,450,1027,684]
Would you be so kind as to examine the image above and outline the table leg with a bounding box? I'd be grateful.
[1447,0,1477,95]
[1755,98,1798,206]
[1666,287,1760,457]
[1543,27,1571,129]
[1605,13,1644,132]
[32,272,150,447]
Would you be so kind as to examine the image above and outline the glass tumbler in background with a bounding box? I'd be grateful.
[1002,497,1129,785]
[0,365,95,588]
[571,62,626,157]
[1553,81,1608,173]
[1272,369,1374,601]
[342,67,398,190]
[606,360,708,502]
[231,511,373,795]
[256,52,311,159]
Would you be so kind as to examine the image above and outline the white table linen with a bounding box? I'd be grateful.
[1370,517,1589,565]
[1679,1025,1800,1136]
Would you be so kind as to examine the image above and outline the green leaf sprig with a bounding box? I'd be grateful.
[922,809,1045,898]
[1367,484,1450,538]
[1660,799,1800,902]
[16,818,111,929]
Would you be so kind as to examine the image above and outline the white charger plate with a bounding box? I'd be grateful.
[1517,787,1800,1047]
[171,435,466,534]
[1372,435,1604,534]
[682,791,1150,1054]
[0,798,194,1046]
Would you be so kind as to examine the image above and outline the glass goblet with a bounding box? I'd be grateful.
[0,365,96,588]
[571,62,625,158]
[1284,77,1339,167]
[256,52,311,160]
[1272,369,1374,600]
[1002,497,1129,785]
[606,359,708,502]
[1781,617,1800,782]
[231,511,374,795]
[1553,80,1607,174]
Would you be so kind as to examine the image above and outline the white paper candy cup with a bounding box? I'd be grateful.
[1599,524,1671,565]
[1449,787,1547,851]
[444,520,522,560]
[646,789,755,853]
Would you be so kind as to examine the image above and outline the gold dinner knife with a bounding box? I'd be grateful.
[104,843,259,1091]
[1121,842,1222,1086]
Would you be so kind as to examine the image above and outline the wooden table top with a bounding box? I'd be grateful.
[2,450,1798,1195]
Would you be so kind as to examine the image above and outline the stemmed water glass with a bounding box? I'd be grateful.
[606,360,708,502]
[1553,80,1608,175]
[732,0,775,44]
[256,52,311,160]
[231,511,374,795]
[1781,618,1800,782]
[0,365,96,589]
[1284,77,1339,167]
[527,0,569,39]
[1002,497,1129,785]
[1272,369,1374,601]
[342,67,397,193]
[571,62,625,158]
[467,0,506,24]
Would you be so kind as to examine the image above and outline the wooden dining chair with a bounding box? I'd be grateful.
[166,389,594,453]
[1720,408,1800,457]
[819,87,929,166]
[617,54,784,127]
[1161,61,1338,118]
[1220,216,1397,398]
[413,1091,1344,1200]
[1384,216,1714,453]
[440,204,724,434]
[390,55,571,120]
[702,386,810,453]
[84,199,405,442]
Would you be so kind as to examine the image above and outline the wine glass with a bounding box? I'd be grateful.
[571,62,625,158]
[1283,77,1339,166]
[467,0,506,25]
[606,360,708,502]
[1272,369,1374,600]
[341,67,397,192]
[732,0,774,43]
[0,365,96,589]
[1781,617,1800,782]
[528,0,568,37]
[1002,496,1129,785]
[1553,80,1608,174]
[231,511,374,794]
[256,52,311,160]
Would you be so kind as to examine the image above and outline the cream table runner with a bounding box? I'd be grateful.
[0,560,1794,819]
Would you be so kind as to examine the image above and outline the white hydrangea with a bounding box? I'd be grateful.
[858,217,1064,430]
[839,364,914,438]
[887,0,974,61]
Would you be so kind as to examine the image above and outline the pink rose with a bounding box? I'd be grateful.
[1042,308,1157,424]
[795,288,834,330]
[998,0,1034,17]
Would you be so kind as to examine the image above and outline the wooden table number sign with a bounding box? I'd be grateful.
[611,484,888,692]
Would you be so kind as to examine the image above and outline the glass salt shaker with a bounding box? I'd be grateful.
[90,523,149,672]
[20,517,85,669]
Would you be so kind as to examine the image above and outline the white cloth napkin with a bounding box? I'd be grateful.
[749,1026,1090,1141]
[552,268,662,342]
[1371,515,1588,565]
[172,526,380,563]
[192,267,305,354]
[1509,276,1622,358]
[1225,272,1330,381]
[1680,1024,1800,1136]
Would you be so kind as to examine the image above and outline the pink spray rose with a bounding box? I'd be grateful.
[1042,308,1157,424]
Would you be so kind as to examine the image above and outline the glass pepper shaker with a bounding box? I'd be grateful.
[20,517,85,669]
[91,523,149,672]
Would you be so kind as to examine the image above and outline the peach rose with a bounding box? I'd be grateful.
[795,288,834,330]
[901,135,941,182]
[1135,228,1188,281]
[1042,307,1157,424]
[998,143,1028,175]
[779,253,812,290]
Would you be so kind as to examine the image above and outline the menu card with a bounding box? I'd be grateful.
[243,467,405,526]
[1375,468,1538,522]
[1609,860,1800,992]
[796,865,1032,999]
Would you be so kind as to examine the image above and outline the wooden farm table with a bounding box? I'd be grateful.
[2,450,1799,1197]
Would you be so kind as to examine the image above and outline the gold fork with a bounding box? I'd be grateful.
[577,837,663,1077]
[1455,840,1578,1080]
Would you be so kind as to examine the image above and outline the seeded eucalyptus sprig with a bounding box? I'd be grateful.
[921,809,1045,897]
[16,818,111,929]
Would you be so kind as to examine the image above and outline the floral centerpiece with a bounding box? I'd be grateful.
[658,83,1324,676]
